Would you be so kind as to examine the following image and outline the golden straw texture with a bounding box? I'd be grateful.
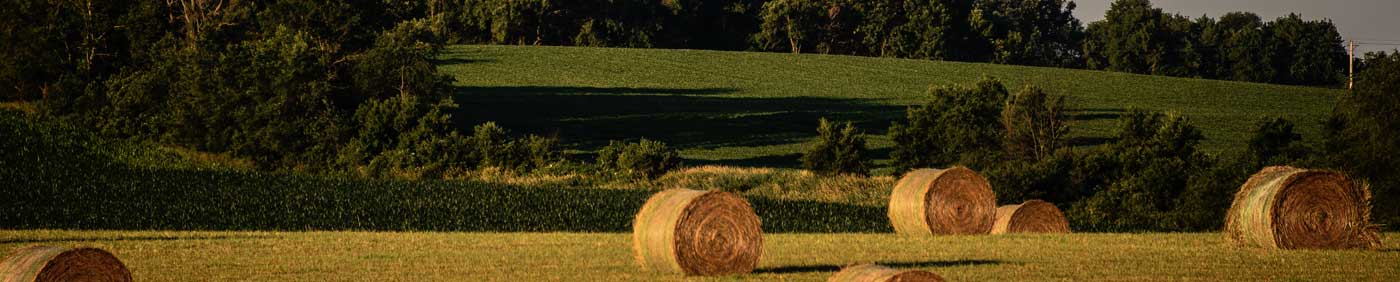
[633,188,764,276]
[1224,166,1380,249]
[1,246,132,282]
[991,200,1071,234]
[889,167,996,235]
[827,264,945,282]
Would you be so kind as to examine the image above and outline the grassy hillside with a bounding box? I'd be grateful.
[3,230,1395,281]
[439,45,1340,170]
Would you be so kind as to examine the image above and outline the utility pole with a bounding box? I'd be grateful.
[1348,40,1356,90]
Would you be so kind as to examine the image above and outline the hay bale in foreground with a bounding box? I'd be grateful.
[1,246,132,282]
[828,264,945,282]
[991,199,1071,234]
[1224,166,1381,249]
[633,188,763,276]
[888,167,996,235]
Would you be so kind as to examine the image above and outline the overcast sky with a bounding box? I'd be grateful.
[1072,0,1400,55]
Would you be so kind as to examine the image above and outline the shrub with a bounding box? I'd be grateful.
[1242,117,1307,169]
[597,138,681,179]
[1064,110,1218,231]
[889,77,1008,172]
[472,122,561,171]
[801,118,871,176]
[1001,86,1068,161]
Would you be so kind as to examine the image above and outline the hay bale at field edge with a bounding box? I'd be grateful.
[1,245,132,282]
[828,264,945,282]
[1224,166,1381,249]
[888,167,997,235]
[991,199,1071,234]
[632,188,763,276]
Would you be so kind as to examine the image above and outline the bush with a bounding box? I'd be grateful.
[801,118,871,176]
[1001,86,1069,161]
[472,122,561,172]
[596,138,681,179]
[889,76,1008,172]
[1063,110,1219,231]
[1242,117,1307,169]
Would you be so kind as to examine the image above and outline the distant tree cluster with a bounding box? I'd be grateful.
[415,0,1340,85]
[752,0,1084,67]
[1083,0,1348,85]
[0,1,558,178]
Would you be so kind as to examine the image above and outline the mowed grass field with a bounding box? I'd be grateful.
[439,45,1340,171]
[3,230,1396,281]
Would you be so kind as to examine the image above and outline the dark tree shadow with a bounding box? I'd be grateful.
[453,86,903,167]
[754,259,1003,274]
[1066,108,1127,122]
[1068,136,1116,147]
[688,153,804,169]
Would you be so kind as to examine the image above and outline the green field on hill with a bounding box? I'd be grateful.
[439,45,1341,171]
[2,230,1395,281]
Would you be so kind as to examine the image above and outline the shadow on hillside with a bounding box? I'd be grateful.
[1067,108,1127,122]
[453,86,903,167]
[753,259,1002,274]
[1068,136,1116,147]
[688,153,804,169]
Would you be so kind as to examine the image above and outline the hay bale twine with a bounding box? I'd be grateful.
[1224,166,1381,249]
[889,167,996,235]
[991,200,1071,234]
[828,264,945,282]
[1,246,132,282]
[632,188,763,276]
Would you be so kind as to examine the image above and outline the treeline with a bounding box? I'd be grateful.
[802,57,1400,230]
[1084,1,1347,85]
[420,0,1340,85]
[0,1,565,178]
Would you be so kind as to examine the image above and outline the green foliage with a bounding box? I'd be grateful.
[1321,51,1400,228]
[7,1,536,178]
[1001,86,1068,161]
[471,122,561,171]
[1065,110,1221,231]
[889,77,1008,172]
[1242,117,1306,169]
[971,0,1084,67]
[801,118,871,176]
[596,139,681,179]
[983,148,1076,204]
[1083,0,1345,85]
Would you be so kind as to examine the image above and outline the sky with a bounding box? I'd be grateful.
[1071,0,1400,55]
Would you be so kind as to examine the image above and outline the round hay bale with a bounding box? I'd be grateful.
[1,246,132,282]
[827,264,945,282]
[632,188,763,276]
[888,167,996,235]
[991,200,1071,234]
[1224,166,1381,249]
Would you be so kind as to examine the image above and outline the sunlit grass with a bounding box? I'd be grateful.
[3,230,1393,281]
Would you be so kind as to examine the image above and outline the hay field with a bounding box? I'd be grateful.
[2,230,1395,281]
[439,45,1340,171]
